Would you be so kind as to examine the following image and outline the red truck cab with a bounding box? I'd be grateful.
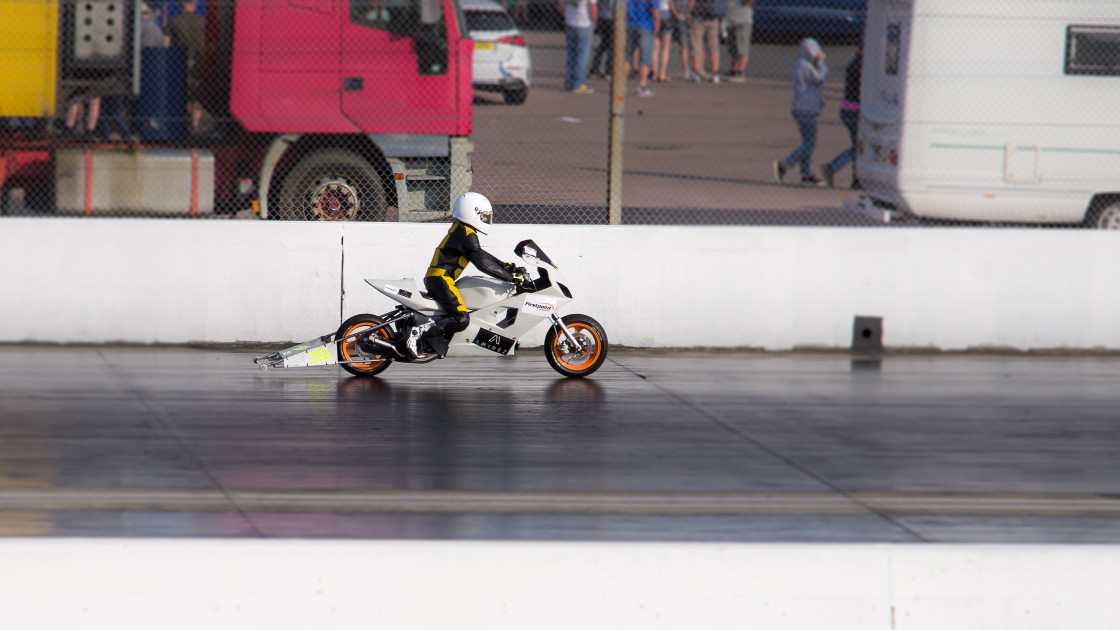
[0,0,474,221]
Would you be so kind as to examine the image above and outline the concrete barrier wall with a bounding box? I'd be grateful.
[1,540,1118,629]
[1,218,1118,349]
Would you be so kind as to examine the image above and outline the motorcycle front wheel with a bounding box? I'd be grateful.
[336,314,394,377]
[544,314,608,378]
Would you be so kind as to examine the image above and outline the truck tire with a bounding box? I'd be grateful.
[278,149,388,221]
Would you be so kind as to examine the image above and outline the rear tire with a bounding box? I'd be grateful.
[544,314,608,378]
[278,149,388,221]
[336,314,394,377]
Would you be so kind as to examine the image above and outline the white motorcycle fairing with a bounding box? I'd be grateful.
[365,242,573,358]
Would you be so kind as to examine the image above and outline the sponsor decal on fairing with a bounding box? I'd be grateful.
[521,296,557,316]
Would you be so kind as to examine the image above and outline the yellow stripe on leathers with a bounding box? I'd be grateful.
[0,0,58,117]
[435,275,468,312]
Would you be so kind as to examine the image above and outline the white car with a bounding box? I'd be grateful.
[462,0,532,105]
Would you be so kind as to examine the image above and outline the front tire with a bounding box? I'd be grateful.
[278,149,388,221]
[336,314,394,377]
[544,314,608,378]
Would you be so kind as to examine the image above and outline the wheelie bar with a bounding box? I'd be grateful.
[253,311,410,371]
[253,333,337,371]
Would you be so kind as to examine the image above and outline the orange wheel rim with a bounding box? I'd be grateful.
[340,323,389,371]
[552,323,602,371]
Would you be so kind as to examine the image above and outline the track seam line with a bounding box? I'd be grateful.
[609,359,931,542]
[96,349,266,537]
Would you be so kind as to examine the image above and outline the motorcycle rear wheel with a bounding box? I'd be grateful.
[336,314,394,377]
[544,314,608,378]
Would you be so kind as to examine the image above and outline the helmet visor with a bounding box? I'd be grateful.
[479,208,493,225]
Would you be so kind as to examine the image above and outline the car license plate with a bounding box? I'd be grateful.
[474,41,494,51]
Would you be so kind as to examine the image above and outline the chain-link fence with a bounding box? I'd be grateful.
[2,0,1119,228]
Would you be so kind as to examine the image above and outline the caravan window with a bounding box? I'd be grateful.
[1065,25,1120,76]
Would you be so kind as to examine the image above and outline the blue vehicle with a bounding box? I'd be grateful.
[752,0,867,40]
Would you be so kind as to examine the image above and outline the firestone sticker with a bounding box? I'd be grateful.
[521,296,557,316]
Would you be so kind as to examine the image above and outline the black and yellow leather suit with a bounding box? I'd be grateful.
[422,220,514,339]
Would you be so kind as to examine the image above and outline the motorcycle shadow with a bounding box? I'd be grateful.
[335,374,604,405]
[546,377,604,403]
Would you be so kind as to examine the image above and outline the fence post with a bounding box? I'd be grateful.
[607,0,628,225]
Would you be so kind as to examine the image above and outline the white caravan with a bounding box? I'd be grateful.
[854,0,1120,228]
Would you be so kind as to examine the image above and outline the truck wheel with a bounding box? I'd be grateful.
[1087,200,1120,230]
[278,149,387,221]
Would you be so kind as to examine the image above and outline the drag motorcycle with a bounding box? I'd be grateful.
[254,240,609,378]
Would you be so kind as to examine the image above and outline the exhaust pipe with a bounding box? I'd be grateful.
[361,334,405,359]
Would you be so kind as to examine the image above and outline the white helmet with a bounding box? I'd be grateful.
[452,192,494,234]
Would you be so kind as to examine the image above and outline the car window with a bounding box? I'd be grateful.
[464,10,515,32]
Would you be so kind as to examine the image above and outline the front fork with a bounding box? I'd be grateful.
[550,313,585,353]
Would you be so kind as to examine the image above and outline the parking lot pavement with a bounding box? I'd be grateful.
[471,30,864,221]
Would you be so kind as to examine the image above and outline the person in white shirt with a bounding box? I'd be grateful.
[560,0,599,92]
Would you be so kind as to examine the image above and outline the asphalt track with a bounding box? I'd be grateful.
[2,346,1119,542]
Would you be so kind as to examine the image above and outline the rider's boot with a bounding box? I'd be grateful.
[401,321,436,359]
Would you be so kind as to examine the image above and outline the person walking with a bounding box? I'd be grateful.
[773,38,830,186]
[561,0,599,93]
[821,48,863,189]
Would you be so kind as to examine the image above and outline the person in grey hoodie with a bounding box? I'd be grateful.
[773,38,829,185]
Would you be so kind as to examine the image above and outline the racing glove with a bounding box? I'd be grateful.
[510,270,533,293]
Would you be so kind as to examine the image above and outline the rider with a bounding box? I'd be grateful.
[399,192,528,358]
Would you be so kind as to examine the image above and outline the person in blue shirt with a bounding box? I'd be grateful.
[626,0,660,96]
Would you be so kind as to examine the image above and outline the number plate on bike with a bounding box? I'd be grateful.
[472,330,515,355]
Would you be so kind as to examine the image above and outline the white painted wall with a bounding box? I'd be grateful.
[1,218,1117,350]
[1,540,1119,629]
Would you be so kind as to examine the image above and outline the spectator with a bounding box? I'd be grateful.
[652,0,671,82]
[560,0,598,93]
[723,0,753,82]
[92,4,165,141]
[588,0,614,79]
[164,0,206,131]
[667,0,691,81]
[687,0,724,83]
[821,48,863,189]
[773,38,829,186]
[626,0,660,96]
[510,0,527,25]
[65,95,100,138]
[140,4,165,48]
